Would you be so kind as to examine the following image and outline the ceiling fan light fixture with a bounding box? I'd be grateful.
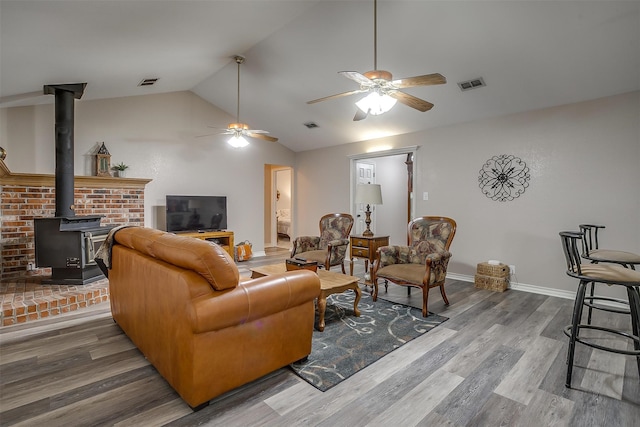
[227,134,249,148]
[356,91,397,115]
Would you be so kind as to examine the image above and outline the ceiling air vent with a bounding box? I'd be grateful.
[457,77,486,92]
[304,122,319,129]
[138,78,159,87]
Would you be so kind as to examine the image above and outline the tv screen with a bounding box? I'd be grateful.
[166,195,227,233]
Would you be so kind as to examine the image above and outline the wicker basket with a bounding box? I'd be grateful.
[474,274,509,292]
[476,262,510,278]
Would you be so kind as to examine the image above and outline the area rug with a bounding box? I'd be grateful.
[290,292,448,391]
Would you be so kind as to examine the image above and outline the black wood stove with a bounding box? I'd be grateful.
[34,216,112,284]
[33,83,114,285]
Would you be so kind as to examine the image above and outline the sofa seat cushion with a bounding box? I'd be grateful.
[114,227,239,290]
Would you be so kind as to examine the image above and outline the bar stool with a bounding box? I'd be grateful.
[559,231,640,388]
[579,224,640,269]
[579,224,640,324]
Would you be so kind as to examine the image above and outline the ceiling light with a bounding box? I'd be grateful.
[355,91,397,115]
[227,134,249,148]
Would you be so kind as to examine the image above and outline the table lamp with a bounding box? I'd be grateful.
[355,184,383,237]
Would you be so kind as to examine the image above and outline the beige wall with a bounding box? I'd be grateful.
[0,91,296,253]
[3,90,638,296]
[295,91,640,297]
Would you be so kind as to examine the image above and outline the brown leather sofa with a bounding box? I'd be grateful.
[107,227,320,410]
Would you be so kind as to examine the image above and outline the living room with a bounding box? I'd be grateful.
[0,0,639,424]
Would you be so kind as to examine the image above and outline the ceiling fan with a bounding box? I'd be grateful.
[204,55,278,147]
[307,0,446,121]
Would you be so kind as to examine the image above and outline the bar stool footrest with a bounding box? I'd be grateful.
[564,324,640,356]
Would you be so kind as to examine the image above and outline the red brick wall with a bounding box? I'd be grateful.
[1,182,146,280]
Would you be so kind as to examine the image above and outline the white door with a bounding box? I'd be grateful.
[354,161,376,236]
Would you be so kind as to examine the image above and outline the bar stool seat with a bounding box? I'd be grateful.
[559,231,640,388]
[585,249,640,266]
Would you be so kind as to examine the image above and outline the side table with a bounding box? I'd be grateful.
[350,235,389,285]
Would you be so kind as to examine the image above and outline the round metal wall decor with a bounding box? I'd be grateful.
[478,154,530,202]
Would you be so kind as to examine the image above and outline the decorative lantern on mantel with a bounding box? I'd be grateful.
[95,142,111,177]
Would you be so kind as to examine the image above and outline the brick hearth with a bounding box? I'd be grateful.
[1,276,110,326]
[1,160,151,325]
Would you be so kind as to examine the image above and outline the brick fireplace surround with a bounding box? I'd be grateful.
[0,160,151,326]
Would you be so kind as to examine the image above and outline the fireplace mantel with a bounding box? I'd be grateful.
[0,159,152,189]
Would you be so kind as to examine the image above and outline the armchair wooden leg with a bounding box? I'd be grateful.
[439,284,450,306]
[341,262,346,274]
[421,286,429,317]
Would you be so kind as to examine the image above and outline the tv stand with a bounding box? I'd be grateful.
[178,230,234,258]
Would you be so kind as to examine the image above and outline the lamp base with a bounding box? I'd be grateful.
[363,206,374,237]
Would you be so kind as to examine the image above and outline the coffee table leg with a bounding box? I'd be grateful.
[317,295,327,332]
[353,285,361,317]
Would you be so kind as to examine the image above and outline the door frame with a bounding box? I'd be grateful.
[348,146,419,235]
[271,166,293,249]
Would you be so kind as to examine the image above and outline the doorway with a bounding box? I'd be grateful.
[349,147,417,245]
[264,164,293,250]
[274,168,292,249]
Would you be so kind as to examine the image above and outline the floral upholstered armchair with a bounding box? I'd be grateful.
[372,216,456,317]
[291,213,354,273]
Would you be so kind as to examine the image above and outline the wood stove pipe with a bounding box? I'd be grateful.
[43,83,87,217]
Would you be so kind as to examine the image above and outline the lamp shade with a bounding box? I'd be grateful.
[355,184,383,205]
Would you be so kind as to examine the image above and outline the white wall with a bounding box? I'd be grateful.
[0,91,296,252]
[295,91,640,296]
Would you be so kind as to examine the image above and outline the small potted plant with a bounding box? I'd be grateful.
[111,162,129,178]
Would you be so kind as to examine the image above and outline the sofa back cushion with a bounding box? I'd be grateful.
[114,227,239,290]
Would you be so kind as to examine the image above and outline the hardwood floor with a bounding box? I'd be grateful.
[1,250,638,426]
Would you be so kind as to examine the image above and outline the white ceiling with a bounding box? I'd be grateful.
[1,1,638,152]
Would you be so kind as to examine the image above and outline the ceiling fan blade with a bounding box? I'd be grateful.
[307,89,367,105]
[391,73,446,89]
[338,71,373,86]
[387,90,434,112]
[353,109,368,121]
[195,133,216,138]
[248,132,278,142]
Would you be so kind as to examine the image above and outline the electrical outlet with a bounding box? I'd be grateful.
[27,262,35,271]
[423,192,429,201]
[509,264,515,275]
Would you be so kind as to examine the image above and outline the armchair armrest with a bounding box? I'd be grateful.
[423,250,452,284]
[291,236,321,256]
[375,245,412,269]
[326,238,349,249]
[190,270,320,333]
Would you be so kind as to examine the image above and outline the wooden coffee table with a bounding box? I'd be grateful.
[250,263,361,331]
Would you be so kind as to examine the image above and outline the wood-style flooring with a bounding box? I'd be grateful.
[1,247,638,426]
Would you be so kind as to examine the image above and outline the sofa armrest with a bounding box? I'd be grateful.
[190,270,320,333]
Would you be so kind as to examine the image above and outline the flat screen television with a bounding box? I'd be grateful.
[166,195,227,233]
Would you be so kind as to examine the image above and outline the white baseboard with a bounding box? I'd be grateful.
[447,272,576,301]
[447,272,629,309]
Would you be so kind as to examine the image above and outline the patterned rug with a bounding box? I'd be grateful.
[290,291,448,391]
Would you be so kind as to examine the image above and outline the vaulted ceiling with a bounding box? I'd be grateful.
[1,1,638,152]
